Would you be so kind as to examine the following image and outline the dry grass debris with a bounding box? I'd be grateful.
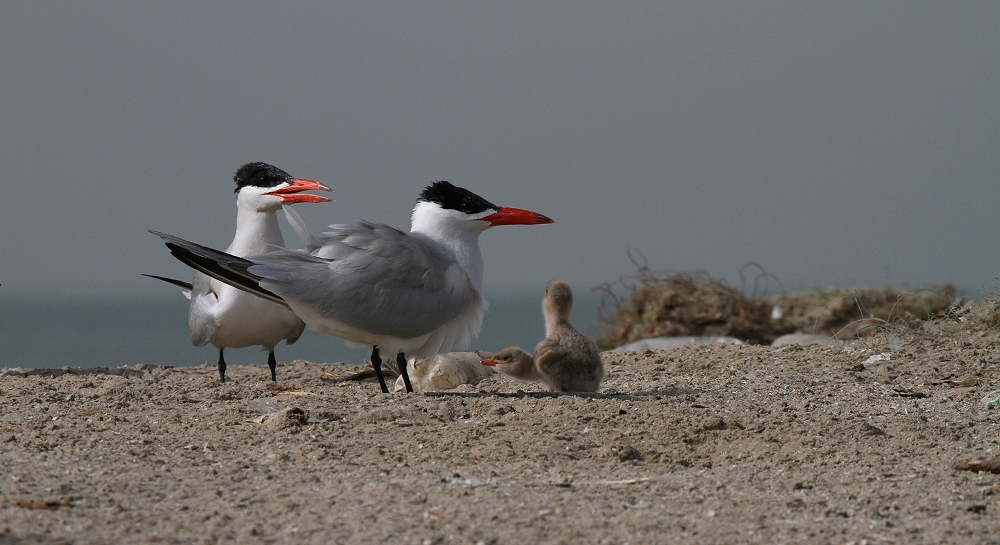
[595,249,960,349]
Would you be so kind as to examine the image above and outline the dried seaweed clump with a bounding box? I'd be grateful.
[771,285,957,338]
[595,249,959,349]
[595,252,777,349]
[972,295,1000,330]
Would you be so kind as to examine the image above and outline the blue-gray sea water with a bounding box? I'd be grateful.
[0,291,603,370]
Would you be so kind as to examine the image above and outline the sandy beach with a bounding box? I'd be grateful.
[2,317,1000,544]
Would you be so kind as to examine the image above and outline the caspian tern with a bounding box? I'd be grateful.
[146,162,332,383]
[150,181,553,393]
[482,280,604,392]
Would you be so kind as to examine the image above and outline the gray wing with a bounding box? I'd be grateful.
[151,230,286,305]
[249,220,475,339]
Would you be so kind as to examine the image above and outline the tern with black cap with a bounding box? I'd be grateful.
[151,181,553,393]
[146,162,332,383]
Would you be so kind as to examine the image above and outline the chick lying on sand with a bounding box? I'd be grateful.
[482,280,604,392]
[480,347,541,382]
[392,352,495,393]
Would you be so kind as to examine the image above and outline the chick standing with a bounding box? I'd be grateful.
[534,280,604,392]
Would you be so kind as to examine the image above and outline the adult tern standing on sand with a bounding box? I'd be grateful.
[151,181,554,393]
[145,162,332,383]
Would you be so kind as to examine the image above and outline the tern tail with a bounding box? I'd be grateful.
[148,230,287,306]
[141,274,193,291]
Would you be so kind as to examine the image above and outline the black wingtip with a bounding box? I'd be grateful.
[142,274,194,291]
[149,230,288,306]
[163,240,286,306]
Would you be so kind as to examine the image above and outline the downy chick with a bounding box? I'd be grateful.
[533,280,604,392]
[480,347,543,382]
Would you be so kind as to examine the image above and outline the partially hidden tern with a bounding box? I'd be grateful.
[145,162,332,383]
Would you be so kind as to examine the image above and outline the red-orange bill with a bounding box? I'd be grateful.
[481,206,554,226]
[267,178,334,204]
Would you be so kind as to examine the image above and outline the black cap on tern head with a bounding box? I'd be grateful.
[234,162,294,193]
[417,181,499,215]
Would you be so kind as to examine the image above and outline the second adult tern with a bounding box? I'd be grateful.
[146,162,332,383]
[151,181,553,393]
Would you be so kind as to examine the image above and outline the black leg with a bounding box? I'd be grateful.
[217,348,227,383]
[370,346,389,393]
[396,352,413,393]
[267,350,277,382]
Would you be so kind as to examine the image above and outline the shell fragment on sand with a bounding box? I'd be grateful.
[864,352,891,367]
[954,456,1000,474]
[771,334,833,347]
[611,336,744,353]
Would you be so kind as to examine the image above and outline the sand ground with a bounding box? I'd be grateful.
[2,320,1000,544]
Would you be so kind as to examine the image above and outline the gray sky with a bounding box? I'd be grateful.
[2,2,998,299]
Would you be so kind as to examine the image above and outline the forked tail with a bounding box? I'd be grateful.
[141,274,193,292]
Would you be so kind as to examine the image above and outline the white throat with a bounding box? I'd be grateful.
[226,194,285,256]
[410,201,491,293]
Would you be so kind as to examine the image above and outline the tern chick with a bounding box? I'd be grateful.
[479,347,543,382]
[483,280,604,392]
[534,280,604,392]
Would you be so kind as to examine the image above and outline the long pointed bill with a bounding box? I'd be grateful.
[481,206,554,226]
[480,358,501,367]
[267,178,334,204]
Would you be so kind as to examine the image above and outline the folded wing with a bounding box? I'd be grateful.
[253,221,476,339]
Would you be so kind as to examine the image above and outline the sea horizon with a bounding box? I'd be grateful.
[0,289,604,370]
[2,281,986,371]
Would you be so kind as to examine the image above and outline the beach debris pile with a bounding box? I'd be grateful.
[595,250,958,349]
[596,270,778,348]
[770,284,958,340]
